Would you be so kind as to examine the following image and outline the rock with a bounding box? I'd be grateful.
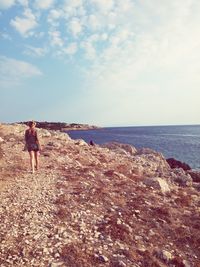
[111,259,127,267]
[166,158,191,171]
[143,177,171,194]
[39,129,51,137]
[192,183,200,191]
[172,168,193,186]
[46,141,62,149]
[187,170,200,183]
[95,254,109,263]
[9,137,15,142]
[49,262,64,267]
[97,254,109,263]
[74,139,88,146]
[170,257,192,267]
[0,137,4,142]
[101,142,137,156]
[134,150,170,176]
[183,260,192,267]
[154,249,173,263]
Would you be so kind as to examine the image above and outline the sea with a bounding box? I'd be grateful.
[67,125,200,170]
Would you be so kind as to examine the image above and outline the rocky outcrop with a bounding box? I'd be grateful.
[101,142,137,156]
[0,123,199,267]
[166,157,191,171]
[187,170,200,183]
[17,121,99,131]
[171,168,193,187]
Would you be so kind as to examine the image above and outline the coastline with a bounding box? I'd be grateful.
[0,122,200,266]
[66,125,200,170]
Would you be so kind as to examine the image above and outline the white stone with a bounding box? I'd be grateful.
[143,177,170,194]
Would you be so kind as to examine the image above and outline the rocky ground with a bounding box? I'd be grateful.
[0,123,199,267]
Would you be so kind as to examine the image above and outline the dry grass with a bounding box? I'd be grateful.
[0,144,3,160]
[60,243,96,267]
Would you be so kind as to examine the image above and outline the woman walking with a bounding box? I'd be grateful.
[25,121,41,173]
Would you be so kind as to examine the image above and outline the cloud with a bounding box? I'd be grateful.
[34,0,55,10]
[0,0,15,9]
[68,17,83,37]
[0,56,42,88]
[24,45,48,57]
[72,0,200,125]
[81,41,96,59]
[47,8,62,26]
[87,14,101,31]
[62,0,85,18]
[49,30,64,46]
[10,8,37,37]
[0,32,12,40]
[91,0,114,14]
[17,0,28,7]
[63,42,77,55]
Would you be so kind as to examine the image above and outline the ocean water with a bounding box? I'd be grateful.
[67,125,200,170]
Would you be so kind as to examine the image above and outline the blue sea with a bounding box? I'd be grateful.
[67,125,200,170]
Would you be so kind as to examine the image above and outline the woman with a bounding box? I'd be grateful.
[25,121,41,173]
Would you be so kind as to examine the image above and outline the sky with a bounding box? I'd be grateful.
[0,0,200,127]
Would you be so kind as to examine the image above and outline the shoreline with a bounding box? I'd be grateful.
[66,126,200,170]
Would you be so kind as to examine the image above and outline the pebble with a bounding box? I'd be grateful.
[97,254,109,263]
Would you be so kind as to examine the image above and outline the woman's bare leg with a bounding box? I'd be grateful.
[29,151,35,173]
[34,151,39,170]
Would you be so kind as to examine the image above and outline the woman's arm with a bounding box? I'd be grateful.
[25,130,29,143]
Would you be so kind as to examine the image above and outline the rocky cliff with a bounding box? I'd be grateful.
[0,123,199,267]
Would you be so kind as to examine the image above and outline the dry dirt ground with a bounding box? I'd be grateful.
[0,123,200,267]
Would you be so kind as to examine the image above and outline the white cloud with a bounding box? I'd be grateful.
[68,17,82,36]
[91,0,114,14]
[17,0,28,7]
[87,14,101,31]
[34,0,54,10]
[109,29,134,46]
[69,0,200,126]
[116,0,134,12]
[101,33,108,41]
[10,8,37,37]
[49,30,64,46]
[63,0,85,18]
[0,32,12,40]
[81,41,96,59]
[0,0,15,9]
[63,42,77,55]
[24,45,48,57]
[65,0,83,8]
[0,56,42,88]
[48,8,62,26]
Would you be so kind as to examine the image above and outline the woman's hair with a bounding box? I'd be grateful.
[28,120,36,127]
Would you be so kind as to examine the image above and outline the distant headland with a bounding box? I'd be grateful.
[17,121,100,131]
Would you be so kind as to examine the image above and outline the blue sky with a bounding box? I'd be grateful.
[0,0,200,126]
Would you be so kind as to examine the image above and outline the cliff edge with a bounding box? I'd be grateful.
[0,123,199,267]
